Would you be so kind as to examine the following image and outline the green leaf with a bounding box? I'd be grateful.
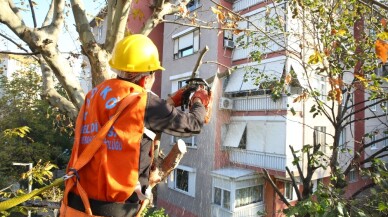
[290,107,296,115]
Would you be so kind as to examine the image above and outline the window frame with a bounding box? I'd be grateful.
[235,185,263,208]
[349,170,358,183]
[173,28,200,59]
[172,135,197,148]
[213,187,231,210]
[186,0,201,11]
[370,135,377,150]
[284,182,295,201]
[168,165,196,197]
[314,126,327,152]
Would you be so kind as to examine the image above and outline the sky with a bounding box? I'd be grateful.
[0,0,105,53]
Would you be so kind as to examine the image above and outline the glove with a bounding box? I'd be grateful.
[190,88,210,108]
[168,87,187,107]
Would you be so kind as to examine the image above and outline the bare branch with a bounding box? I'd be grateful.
[0,51,39,56]
[28,0,37,28]
[343,113,388,129]
[0,32,30,53]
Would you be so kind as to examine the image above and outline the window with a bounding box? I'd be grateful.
[168,165,196,197]
[176,169,188,191]
[173,135,196,147]
[213,187,230,210]
[235,185,263,208]
[239,128,247,149]
[371,135,377,150]
[339,128,346,149]
[97,25,103,41]
[314,126,326,152]
[186,0,200,11]
[370,99,377,112]
[284,182,294,201]
[312,179,322,193]
[349,170,358,182]
[173,28,200,59]
[319,76,326,101]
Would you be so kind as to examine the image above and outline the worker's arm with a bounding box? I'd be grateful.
[144,92,206,137]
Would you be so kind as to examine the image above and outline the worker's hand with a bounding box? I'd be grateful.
[168,87,188,107]
[190,87,210,108]
[190,86,213,123]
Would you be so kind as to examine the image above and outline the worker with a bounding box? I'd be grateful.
[63,34,210,216]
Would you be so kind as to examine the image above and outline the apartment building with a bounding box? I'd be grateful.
[157,0,312,216]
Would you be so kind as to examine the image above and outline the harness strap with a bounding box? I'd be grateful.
[63,92,144,215]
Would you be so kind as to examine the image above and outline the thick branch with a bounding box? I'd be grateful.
[105,0,133,52]
[42,0,55,26]
[39,57,79,119]
[141,0,191,36]
[263,169,291,206]
[0,1,32,39]
[70,0,97,47]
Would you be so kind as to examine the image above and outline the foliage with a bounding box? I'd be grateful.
[140,207,169,217]
[0,160,60,216]
[0,65,73,189]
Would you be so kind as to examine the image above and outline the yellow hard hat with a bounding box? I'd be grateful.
[109,34,165,72]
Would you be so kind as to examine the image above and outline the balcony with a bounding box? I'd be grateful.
[231,95,303,112]
[232,35,286,61]
[211,203,265,217]
[229,149,287,171]
[232,95,288,111]
[233,0,267,12]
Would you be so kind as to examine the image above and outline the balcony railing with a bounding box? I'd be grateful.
[229,149,287,171]
[232,95,287,111]
[211,203,265,217]
[232,36,286,61]
[233,0,266,12]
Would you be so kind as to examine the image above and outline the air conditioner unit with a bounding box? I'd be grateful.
[219,97,233,110]
[224,39,235,49]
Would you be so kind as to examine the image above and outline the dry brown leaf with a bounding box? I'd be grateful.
[375,39,388,63]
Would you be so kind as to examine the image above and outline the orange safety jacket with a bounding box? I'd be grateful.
[66,79,147,202]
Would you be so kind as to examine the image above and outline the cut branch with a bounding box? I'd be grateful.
[286,166,302,201]
[191,46,209,79]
